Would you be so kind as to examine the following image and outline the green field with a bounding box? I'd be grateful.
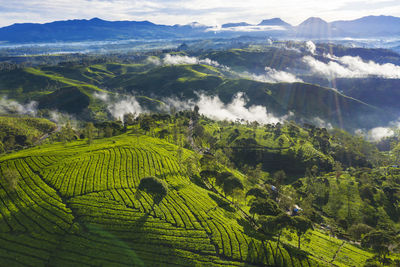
[0,130,379,266]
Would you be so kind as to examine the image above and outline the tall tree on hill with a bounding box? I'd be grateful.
[259,213,292,249]
[223,176,243,199]
[85,122,95,145]
[292,216,313,249]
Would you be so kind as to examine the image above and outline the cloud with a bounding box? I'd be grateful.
[162,54,224,68]
[49,111,78,128]
[94,92,145,121]
[165,92,285,124]
[196,92,283,124]
[368,127,394,141]
[305,40,316,55]
[0,97,38,116]
[303,54,400,79]
[245,67,303,83]
[310,117,333,129]
[107,95,144,120]
[356,120,400,141]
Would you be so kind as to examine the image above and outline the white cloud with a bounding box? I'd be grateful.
[310,117,333,129]
[93,92,145,120]
[356,120,400,142]
[305,41,316,55]
[162,54,224,68]
[107,95,144,121]
[244,67,303,83]
[303,54,400,79]
[0,97,38,116]
[165,92,285,124]
[368,127,394,141]
[196,92,283,124]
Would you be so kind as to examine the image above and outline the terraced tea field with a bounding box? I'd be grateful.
[0,134,372,266]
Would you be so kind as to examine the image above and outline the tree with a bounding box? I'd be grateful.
[104,126,113,138]
[213,171,228,186]
[249,198,281,217]
[348,223,373,240]
[246,187,268,199]
[223,176,243,198]
[140,117,152,134]
[361,230,394,263]
[85,122,95,145]
[137,176,168,205]
[123,112,136,126]
[273,170,286,187]
[334,161,343,181]
[292,216,313,249]
[259,213,292,248]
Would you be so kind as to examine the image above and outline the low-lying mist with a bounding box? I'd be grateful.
[303,54,400,79]
[0,97,38,116]
[95,91,285,124]
[166,92,285,124]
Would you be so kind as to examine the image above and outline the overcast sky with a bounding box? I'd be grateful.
[0,0,399,27]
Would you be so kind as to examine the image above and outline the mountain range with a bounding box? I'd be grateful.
[1,15,400,43]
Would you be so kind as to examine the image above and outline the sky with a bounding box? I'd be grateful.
[0,0,399,27]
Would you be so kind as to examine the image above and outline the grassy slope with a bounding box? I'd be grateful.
[0,131,376,266]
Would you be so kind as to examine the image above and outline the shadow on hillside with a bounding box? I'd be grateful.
[132,213,149,230]
[208,193,236,212]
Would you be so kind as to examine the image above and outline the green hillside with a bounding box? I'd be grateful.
[0,56,380,129]
[0,115,56,152]
[0,126,381,266]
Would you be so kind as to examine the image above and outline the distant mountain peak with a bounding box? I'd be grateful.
[299,17,328,26]
[221,22,252,28]
[89,17,104,22]
[258,18,291,27]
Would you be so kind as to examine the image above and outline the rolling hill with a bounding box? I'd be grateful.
[0,58,382,129]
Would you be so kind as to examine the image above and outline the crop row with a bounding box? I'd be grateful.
[66,194,232,266]
[0,159,74,234]
[39,147,187,198]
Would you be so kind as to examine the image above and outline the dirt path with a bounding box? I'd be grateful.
[330,241,345,264]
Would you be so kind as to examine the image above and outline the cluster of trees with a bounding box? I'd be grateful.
[246,185,313,250]
[55,120,124,145]
[0,116,57,152]
[199,154,244,200]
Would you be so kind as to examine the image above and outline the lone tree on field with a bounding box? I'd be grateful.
[137,176,168,205]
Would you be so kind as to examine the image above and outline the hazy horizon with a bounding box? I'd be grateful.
[0,0,400,27]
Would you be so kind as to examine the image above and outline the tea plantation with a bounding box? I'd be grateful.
[0,133,376,266]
